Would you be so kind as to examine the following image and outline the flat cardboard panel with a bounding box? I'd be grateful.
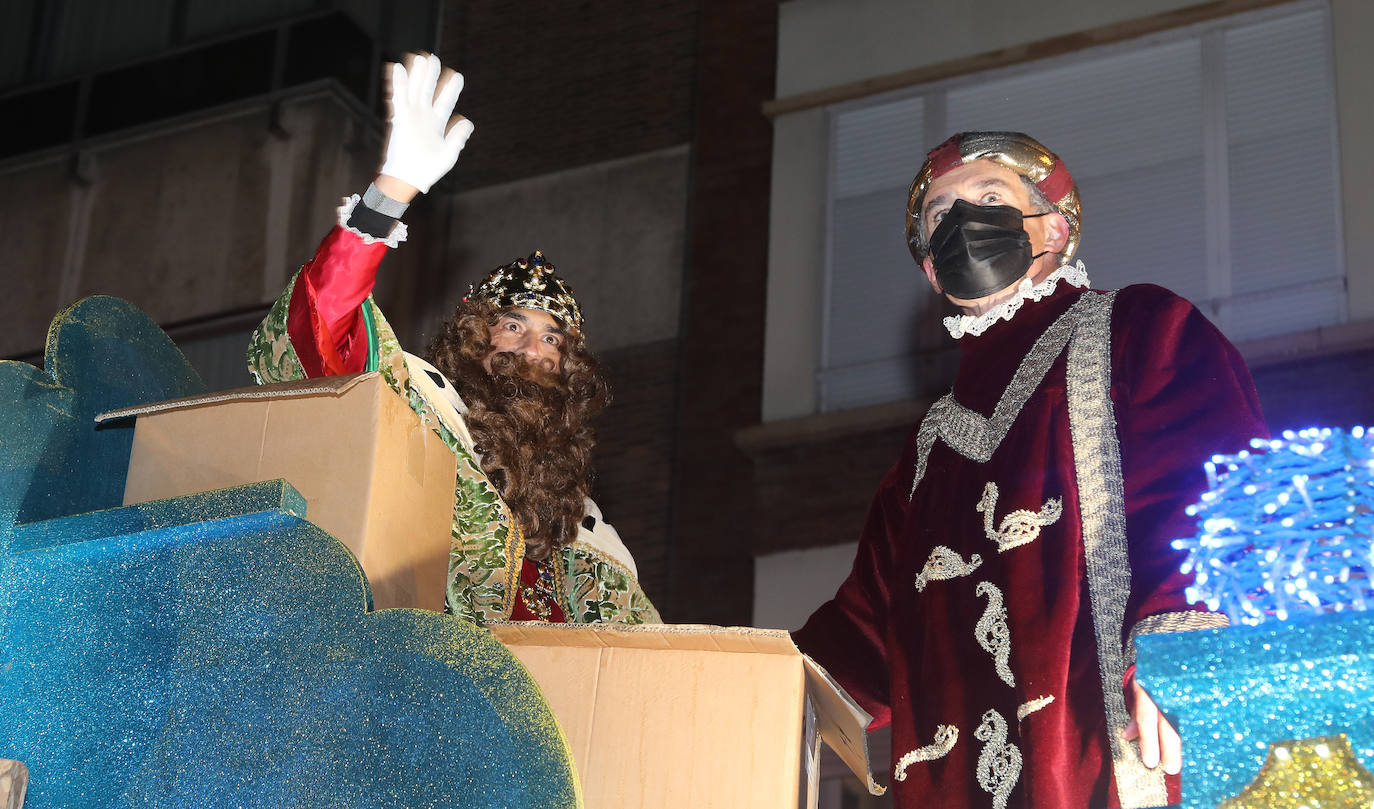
[504,641,803,809]
[493,621,799,654]
[358,383,457,613]
[119,374,456,612]
[253,385,379,556]
[593,648,802,809]
[802,656,886,797]
[492,623,880,808]
[98,374,371,421]
[499,645,604,770]
[125,405,271,502]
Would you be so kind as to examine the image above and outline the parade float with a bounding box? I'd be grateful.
[0,297,875,809]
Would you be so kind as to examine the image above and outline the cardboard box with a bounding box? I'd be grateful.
[98,373,458,612]
[0,759,28,809]
[489,622,885,809]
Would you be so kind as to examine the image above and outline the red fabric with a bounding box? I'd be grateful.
[507,558,568,623]
[1038,159,1074,205]
[793,283,1266,808]
[285,225,389,377]
[927,135,966,180]
[285,223,572,625]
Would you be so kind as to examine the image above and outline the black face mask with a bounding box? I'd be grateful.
[928,199,1048,300]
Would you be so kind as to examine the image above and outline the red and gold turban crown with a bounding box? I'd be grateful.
[906,131,1082,266]
[469,251,583,333]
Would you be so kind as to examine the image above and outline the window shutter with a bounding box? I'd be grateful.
[944,38,1208,302]
[1222,8,1344,341]
[821,2,1342,412]
[823,97,935,411]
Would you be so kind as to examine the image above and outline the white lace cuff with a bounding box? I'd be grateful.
[943,260,1090,339]
[336,194,409,248]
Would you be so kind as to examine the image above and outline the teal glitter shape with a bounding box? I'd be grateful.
[0,297,579,809]
[1137,611,1374,808]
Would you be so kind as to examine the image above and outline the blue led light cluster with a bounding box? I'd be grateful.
[1174,426,1374,626]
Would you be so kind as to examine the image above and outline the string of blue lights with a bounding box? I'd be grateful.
[1174,426,1374,625]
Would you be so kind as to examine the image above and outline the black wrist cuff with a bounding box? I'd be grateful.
[348,198,399,240]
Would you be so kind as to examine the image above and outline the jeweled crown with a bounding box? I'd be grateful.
[468,251,583,333]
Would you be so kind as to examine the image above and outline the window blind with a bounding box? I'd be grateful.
[821,2,1342,412]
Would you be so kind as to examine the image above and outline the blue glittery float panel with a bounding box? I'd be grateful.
[1137,611,1374,809]
[0,297,578,809]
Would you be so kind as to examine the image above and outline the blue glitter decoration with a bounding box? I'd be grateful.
[14,296,206,524]
[1172,427,1374,626]
[1137,610,1374,809]
[0,297,578,808]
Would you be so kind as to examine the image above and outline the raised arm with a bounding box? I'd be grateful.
[248,53,473,382]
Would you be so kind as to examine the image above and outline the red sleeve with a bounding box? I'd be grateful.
[1112,284,1268,635]
[286,225,391,377]
[791,460,910,730]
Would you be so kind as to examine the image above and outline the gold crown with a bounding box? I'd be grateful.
[469,251,583,333]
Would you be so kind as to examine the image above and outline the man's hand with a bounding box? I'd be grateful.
[1123,676,1181,775]
[378,52,474,196]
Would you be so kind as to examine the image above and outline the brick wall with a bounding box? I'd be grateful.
[665,0,778,625]
[748,350,1374,561]
[588,338,680,605]
[750,423,913,557]
[430,3,708,617]
[1251,349,1374,432]
[432,2,781,623]
[437,1,699,190]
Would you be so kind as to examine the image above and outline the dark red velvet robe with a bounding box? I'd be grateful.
[794,282,1266,808]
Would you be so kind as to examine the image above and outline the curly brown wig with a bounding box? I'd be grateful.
[425,298,610,561]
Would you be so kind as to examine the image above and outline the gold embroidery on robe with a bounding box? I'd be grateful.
[915,546,983,592]
[974,582,1015,688]
[975,709,1022,809]
[894,725,959,782]
[977,481,1062,553]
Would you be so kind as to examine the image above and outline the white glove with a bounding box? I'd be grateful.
[378,53,475,193]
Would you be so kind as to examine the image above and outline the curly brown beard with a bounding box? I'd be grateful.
[424,299,609,561]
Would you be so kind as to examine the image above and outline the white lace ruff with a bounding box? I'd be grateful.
[337,194,409,248]
[943,260,1090,339]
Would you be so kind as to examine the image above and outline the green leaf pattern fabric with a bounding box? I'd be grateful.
[248,273,660,626]
[245,277,306,385]
[567,544,662,624]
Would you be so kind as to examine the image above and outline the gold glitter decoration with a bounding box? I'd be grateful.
[1221,735,1374,809]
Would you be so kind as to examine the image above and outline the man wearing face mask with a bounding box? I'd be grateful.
[793,132,1266,809]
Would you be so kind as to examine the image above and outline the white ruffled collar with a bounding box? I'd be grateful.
[942,260,1090,339]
